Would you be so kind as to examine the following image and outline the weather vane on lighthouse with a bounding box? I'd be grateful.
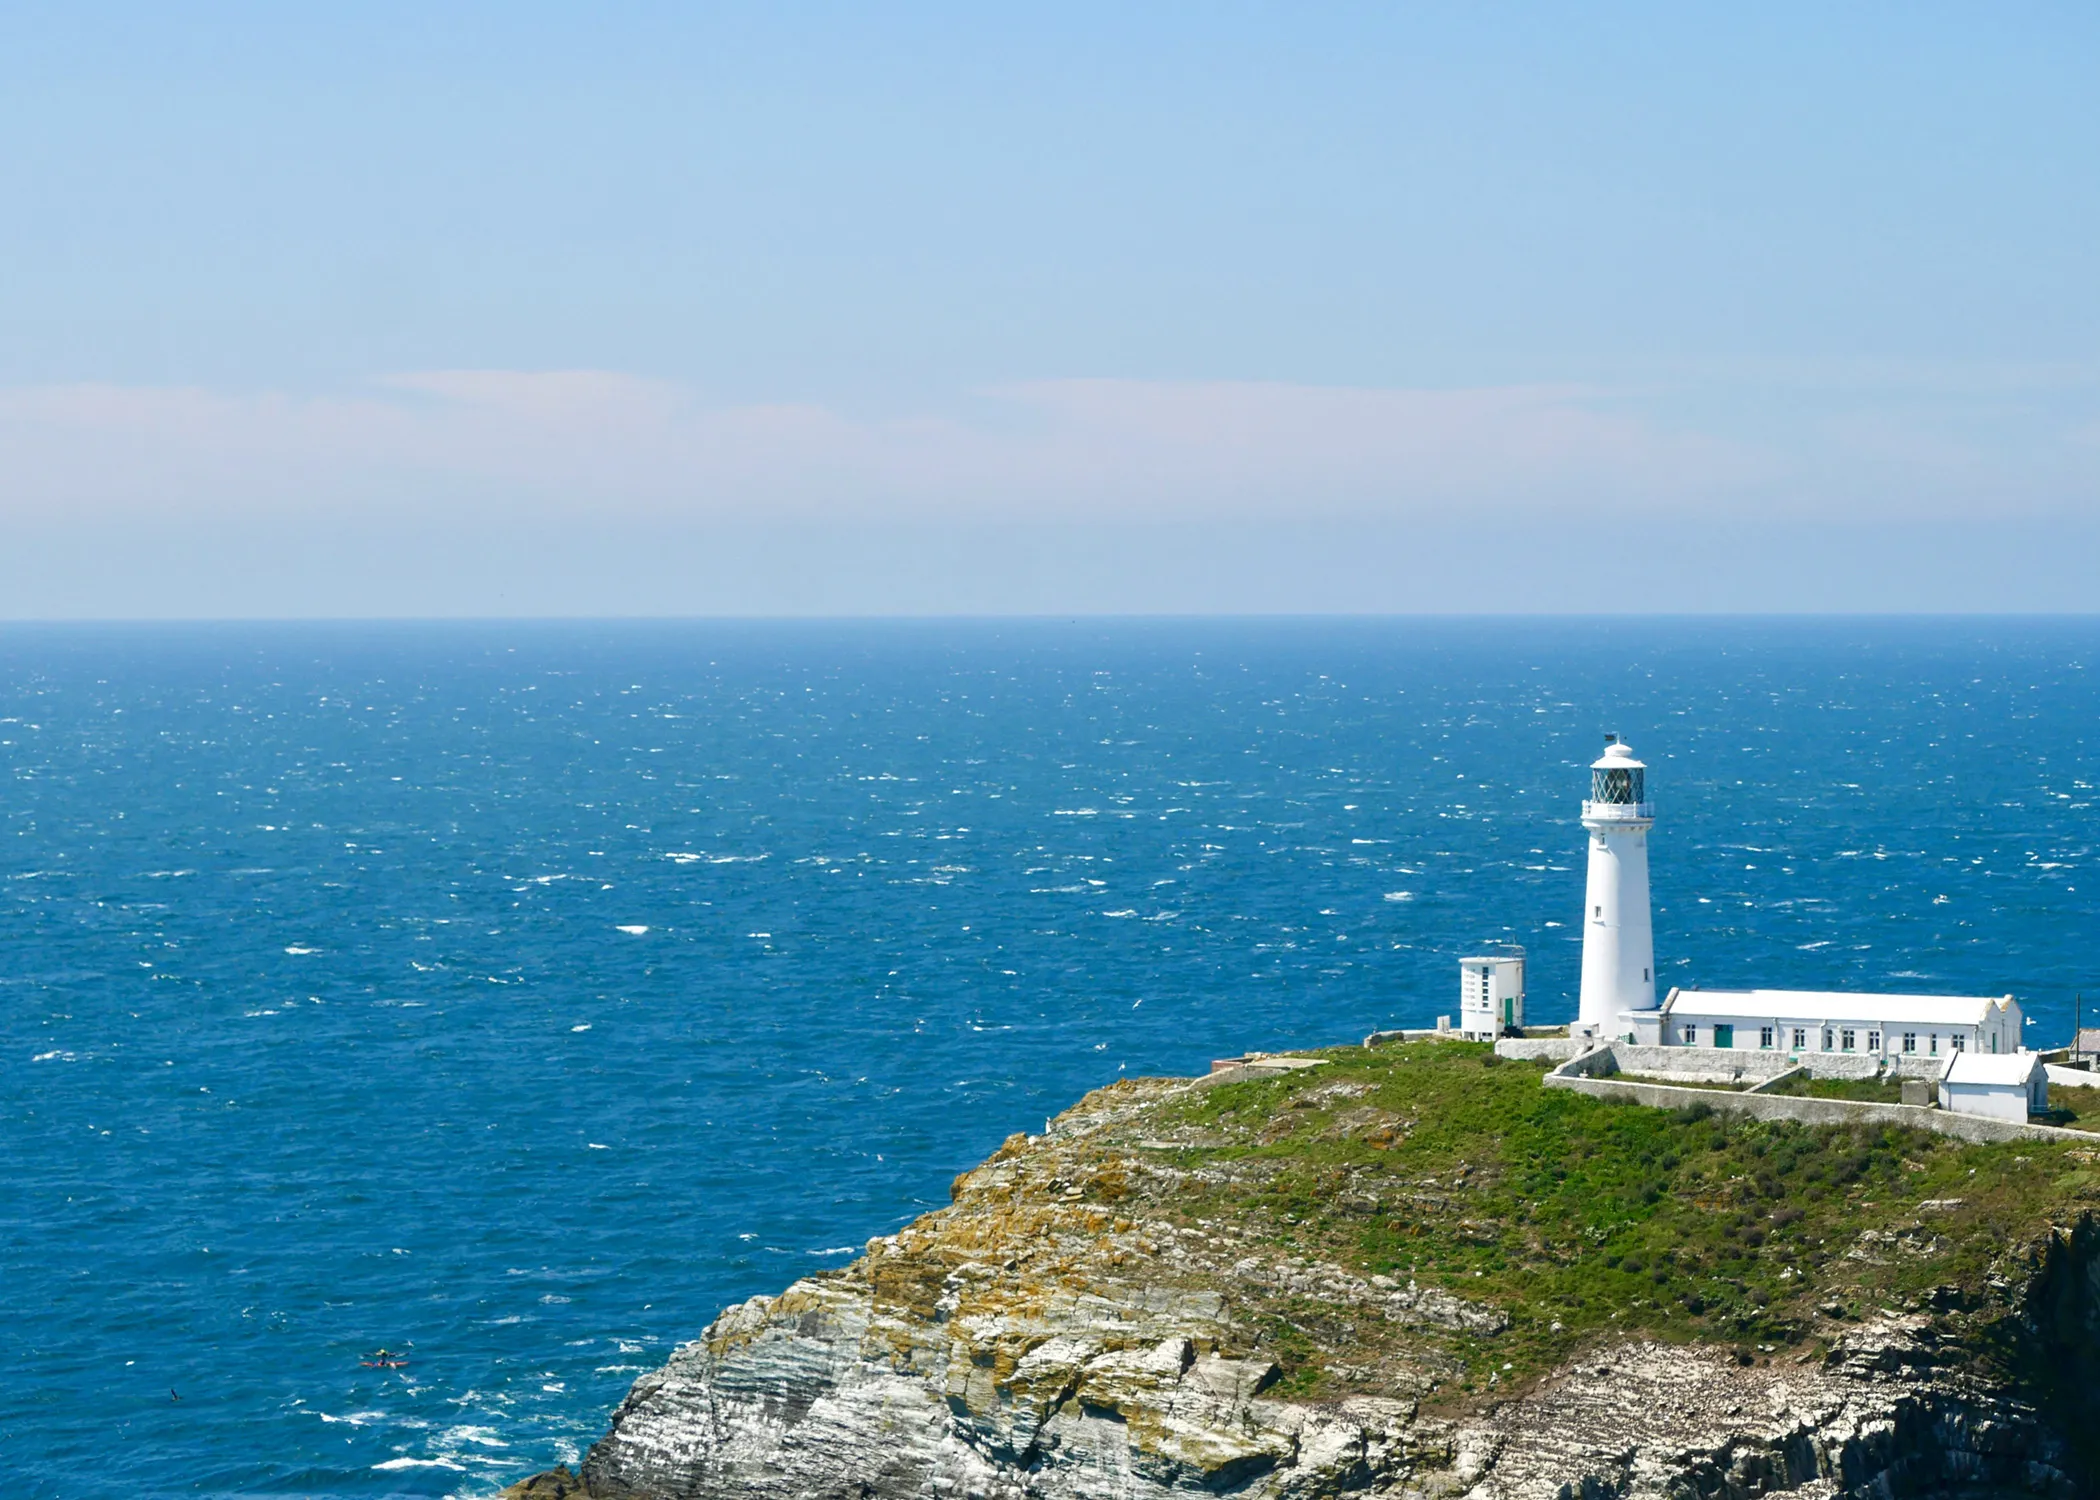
[1576,735,1658,1040]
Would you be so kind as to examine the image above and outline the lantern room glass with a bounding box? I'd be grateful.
[1591,765,1644,805]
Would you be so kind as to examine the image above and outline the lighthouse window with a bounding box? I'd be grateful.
[1592,766,1644,805]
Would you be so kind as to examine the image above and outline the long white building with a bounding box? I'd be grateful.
[1632,987,2024,1059]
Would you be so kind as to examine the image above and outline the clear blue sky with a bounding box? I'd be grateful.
[2,3,2095,615]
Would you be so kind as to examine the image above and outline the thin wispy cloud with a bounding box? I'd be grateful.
[0,372,1795,520]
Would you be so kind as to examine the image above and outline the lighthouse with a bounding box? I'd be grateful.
[1576,737,1657,1039]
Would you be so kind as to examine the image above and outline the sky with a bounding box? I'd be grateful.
[2,3,2096,616]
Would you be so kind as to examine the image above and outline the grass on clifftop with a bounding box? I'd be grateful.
[1761,1074,1906,1104]
[2043,1084,2100,1133]
[1142,1040,2100,1402]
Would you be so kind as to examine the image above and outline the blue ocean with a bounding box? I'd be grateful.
[6,618,2096,1498]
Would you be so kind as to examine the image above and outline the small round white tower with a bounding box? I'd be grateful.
[1576,737,1657,1038]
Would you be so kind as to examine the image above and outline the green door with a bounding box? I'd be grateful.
[1713,1023,1734,1048]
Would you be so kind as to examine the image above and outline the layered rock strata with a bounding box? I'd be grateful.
[514,1064,2100,1500]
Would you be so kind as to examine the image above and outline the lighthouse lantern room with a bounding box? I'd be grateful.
[1576,736,1658,1040]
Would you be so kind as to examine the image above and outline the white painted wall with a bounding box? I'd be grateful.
[1940,1081,2031,1123]
[1460,956,1524,1042]
[1577,818,1654,1033]
[1665,1007,2013,1061]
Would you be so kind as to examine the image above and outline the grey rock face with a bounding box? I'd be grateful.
[579,1281,2076,1500]
[582,1271,1419,1500]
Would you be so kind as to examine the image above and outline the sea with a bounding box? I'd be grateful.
[4,617,2096,1498]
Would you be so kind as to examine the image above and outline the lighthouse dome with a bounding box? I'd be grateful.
[1591,740,1646,771]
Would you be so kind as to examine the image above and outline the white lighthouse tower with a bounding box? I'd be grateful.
[1576,737,1657,1039]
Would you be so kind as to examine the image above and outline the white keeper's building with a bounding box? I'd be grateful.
[1565,735,2034,1071]
[1632,987,2024,1061]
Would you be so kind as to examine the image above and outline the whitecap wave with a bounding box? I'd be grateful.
[440,1424,508,1448]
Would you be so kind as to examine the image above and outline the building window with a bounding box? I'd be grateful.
[1951,1035,1965,1052]
[1792,1027,1806,1050]
[1760,1026,1774,1049]
[1841,1029,1856,1052]
[1867,1031,1880,1053]
[1929,1034,1939,1055]
[1682,1024,1697,1045]
[1823,1028,1834,1051]
[1902,1032,1916,1054]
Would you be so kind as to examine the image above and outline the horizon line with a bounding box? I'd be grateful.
[3,610,2099,627]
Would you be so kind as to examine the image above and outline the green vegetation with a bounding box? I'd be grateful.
[1614,1072,1753,1092]
[1760,1074,1906,1104]
[1148,1041,2100,1401]
[2042,1084,2100,1133]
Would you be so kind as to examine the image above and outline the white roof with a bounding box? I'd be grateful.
[1941,1052,2042,1087]
[1591,741,1645,770]
[1667,989,2012,1026]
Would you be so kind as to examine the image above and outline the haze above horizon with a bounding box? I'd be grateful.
[3,4,2095,617]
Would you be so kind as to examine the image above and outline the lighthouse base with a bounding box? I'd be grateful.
[1572,1010,1666,1048]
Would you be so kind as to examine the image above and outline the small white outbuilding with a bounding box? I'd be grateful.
[1937,1051,2047,1123]
[1459,951,1525,1042]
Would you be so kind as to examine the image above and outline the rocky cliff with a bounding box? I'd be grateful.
[510,1043,2100,1500]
